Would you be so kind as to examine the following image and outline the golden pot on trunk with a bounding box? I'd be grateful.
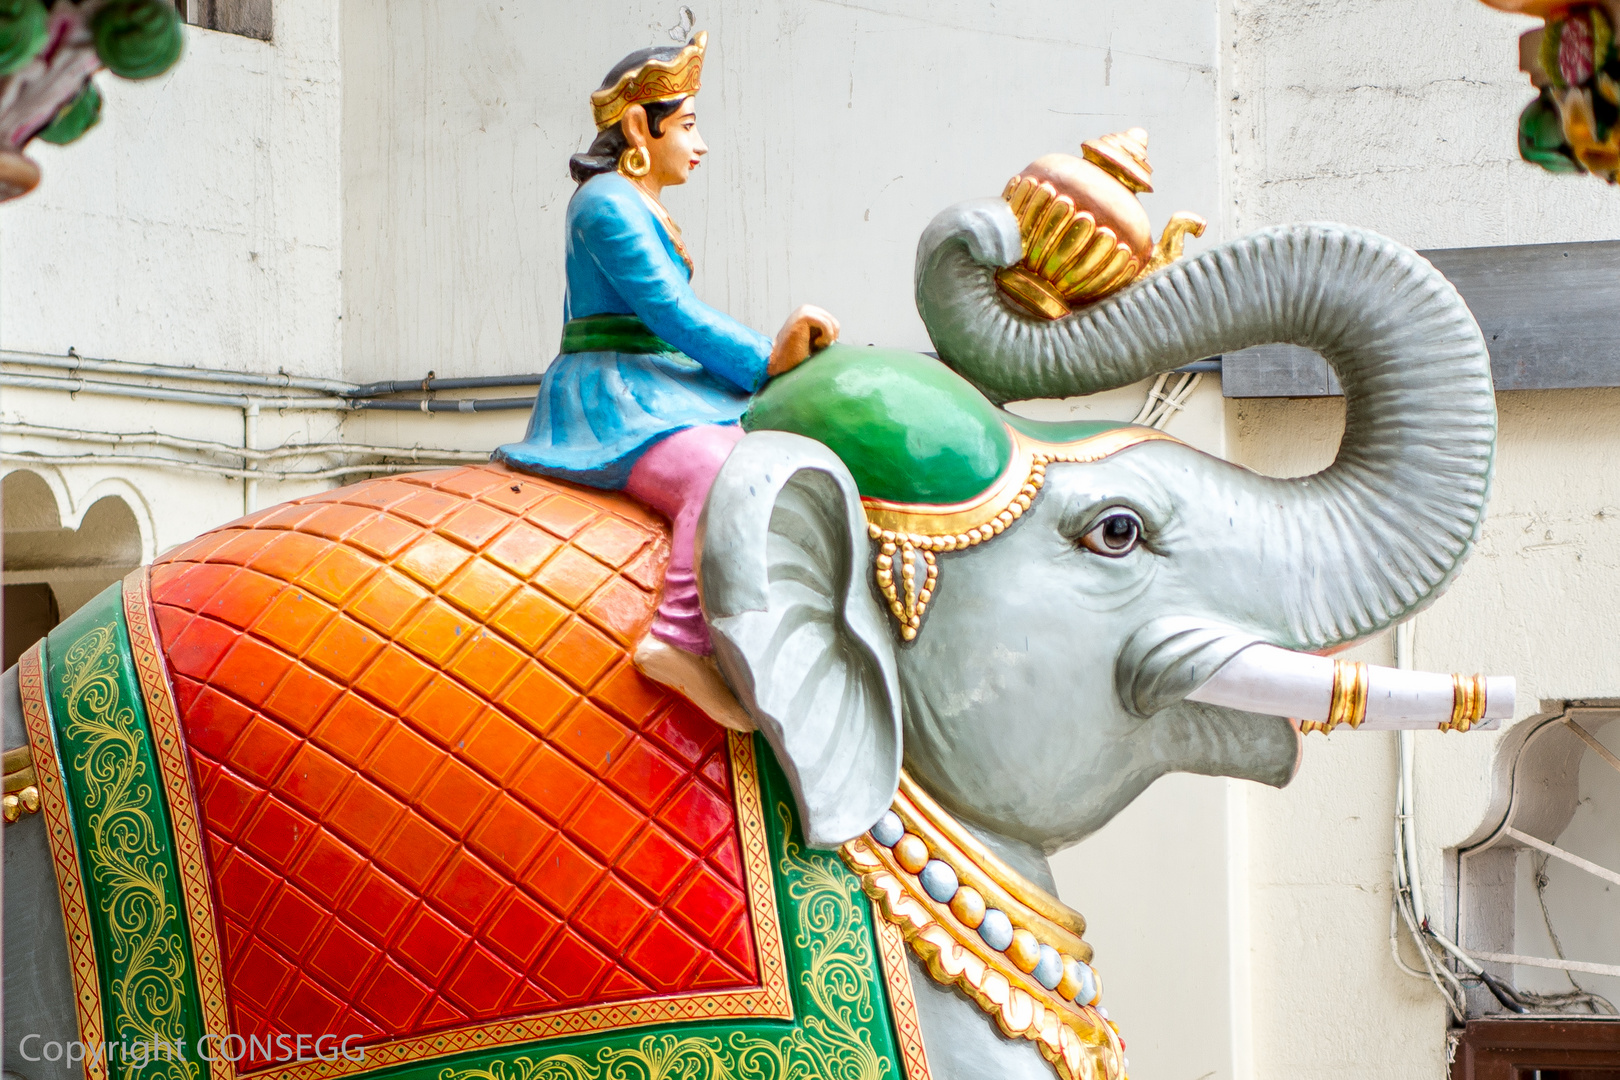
[995,129,1207,321]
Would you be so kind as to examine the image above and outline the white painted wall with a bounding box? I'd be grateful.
[338,0,1225,385]
[1,7,346,579]
[1,11,343,375]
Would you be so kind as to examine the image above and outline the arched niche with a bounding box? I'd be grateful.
[1455,703,1620,1015]
[3,468,146,667]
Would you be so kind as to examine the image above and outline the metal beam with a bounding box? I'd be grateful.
[1221,239,1620,397]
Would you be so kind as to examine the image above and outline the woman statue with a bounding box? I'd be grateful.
[496,32,838,721]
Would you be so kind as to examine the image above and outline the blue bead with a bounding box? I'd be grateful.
[1075,962,1098,1005]
[978,908,1013,951]
[919,860,959,902]
[870,811,904,847]
[1033,945,1063,990]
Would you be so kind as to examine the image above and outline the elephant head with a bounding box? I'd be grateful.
[699,200,1497,856]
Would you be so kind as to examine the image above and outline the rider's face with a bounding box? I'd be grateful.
[647,98,706,187]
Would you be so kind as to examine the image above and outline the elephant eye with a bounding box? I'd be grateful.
[1079,509,1142,557]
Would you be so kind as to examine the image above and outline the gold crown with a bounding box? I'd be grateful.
[590,31,707,131]
[995,128,1207,321]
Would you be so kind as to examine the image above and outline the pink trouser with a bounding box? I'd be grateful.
[624,423,746,656]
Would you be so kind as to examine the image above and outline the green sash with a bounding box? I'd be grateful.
[560,315,676,355]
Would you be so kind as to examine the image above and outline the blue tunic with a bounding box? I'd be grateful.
[494,173,772,489]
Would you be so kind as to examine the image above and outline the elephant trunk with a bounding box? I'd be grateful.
[915,201,1497,650]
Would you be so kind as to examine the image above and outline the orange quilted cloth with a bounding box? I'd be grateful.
[148,465,757,1069]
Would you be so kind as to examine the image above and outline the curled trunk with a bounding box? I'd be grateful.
[915,201,1497,650]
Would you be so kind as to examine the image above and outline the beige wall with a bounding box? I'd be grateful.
[1220,0,1620,1064]
[1052,2,1620,1077]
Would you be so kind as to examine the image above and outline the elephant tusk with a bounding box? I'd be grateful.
[1185,644,1514,732]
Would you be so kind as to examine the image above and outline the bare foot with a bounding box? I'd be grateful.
[633,635,756,733]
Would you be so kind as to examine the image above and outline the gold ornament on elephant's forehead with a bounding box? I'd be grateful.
[995,128,1208,320]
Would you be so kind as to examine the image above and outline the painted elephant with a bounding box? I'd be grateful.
[3,203,1503,1080]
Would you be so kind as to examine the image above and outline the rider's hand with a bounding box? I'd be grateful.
[768,305,840,376]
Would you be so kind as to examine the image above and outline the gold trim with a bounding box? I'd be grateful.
[19,642,109,1080]
[873,913,936,1080]
[1301,659,1369,735]
[995,266,1072,320]
[862,425,1185,639]
[898,774,1087,946]
[843,839,1123,1080]
[122,570,238,1080]
[725,730,793,1018]
[1081,129,1153,194]
[3,742,40,821]
[874,787,1089,969]
[1441,673,1488,733]
[590,31,706,131]
[862,426,1183,542]
[1138,212,1207,279]
[4,744,37,784]
[248,734,790,1080]
[996,175,1136,317]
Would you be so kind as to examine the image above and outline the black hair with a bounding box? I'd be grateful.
[569,44,691,184]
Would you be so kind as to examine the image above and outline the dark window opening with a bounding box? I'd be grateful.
[177,0,271,43]
[3,583,59,670]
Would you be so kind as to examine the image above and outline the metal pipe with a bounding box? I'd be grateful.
[0,451,464,482]
[1,374,531,412]
[0,373,350,410]
[344,374,546,397]
[0,423,486,463]
[243,402,260,515]
[349,397,535,412]
[3,349,549,398]
[2,348,358,394]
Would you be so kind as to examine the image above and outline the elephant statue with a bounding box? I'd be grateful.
[2,179,1507,1080]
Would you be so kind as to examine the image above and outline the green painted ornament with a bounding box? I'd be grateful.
[745,345,1015,505]
[37,81,102,145]
[1519,89,1586,174]
[92,0,183,80]
[744,345,1131,507]
[0,0,49,78]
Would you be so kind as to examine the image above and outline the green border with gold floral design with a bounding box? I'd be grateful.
[44,583,209,1080]
[40,581,914,1080]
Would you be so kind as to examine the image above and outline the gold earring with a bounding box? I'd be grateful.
[619,146,650,178]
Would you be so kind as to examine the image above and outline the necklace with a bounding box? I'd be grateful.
[841,773,1126,1080]
[625,177,695,273]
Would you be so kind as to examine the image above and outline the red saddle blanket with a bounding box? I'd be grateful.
[146,465,769,1071]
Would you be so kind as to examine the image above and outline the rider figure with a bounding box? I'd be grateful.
[496,32,839,719]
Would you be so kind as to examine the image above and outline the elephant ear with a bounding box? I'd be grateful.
[697,431,901,848]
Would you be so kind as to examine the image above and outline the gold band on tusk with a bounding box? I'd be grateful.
[1441,673,1488,732]
[1301,659,1369,735]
